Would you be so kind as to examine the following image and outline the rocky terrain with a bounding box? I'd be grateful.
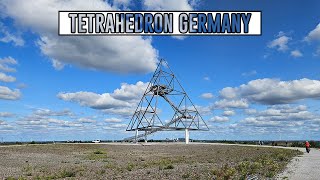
[0,143,301,179]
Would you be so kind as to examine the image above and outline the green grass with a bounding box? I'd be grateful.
[181,173,190,179]
[93,149,105,154]
[126,163,135,171]
[5,177,16,180]
[163,164,174,170]
[22,164,33,176]
[86,149,108,161]
[212,148,302,179]
[58,169,76,178]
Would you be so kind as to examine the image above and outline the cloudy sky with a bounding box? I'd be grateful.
[0,0,320,141]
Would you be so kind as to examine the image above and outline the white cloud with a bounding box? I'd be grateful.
[47,118,67,125]
[214,99,249,109]
[0,120,15,132]
[58,91,132,109]
[105,123,127,129]
[0,72,16,82]
[0,124,15,131]
[0,56,17,73]
[244,109,257,115]
[111,81,148,101]
[219,87,237,99]
[0,0,158,73]
[0,112,15,117]
[102,107,135,117]
[200,92,214,99]
[194,105,212,116]
[240,105,317,128]
[51,59,65,70]
[223,110,235,116]
[105,117,122,123]
[17,113,85,130]
[203,76,210,81]
[0,22,24,46]
[0,86,20,100]
[220,78,320,105]
[210,116,229,123]
[78,118,96,123]
[34,108,73,116]
[143,0,193,10]
[290,50,303,58]
[58,81,148,116]
[13,108,101,132]
[254,105,308,117]
[241,117,281,127]
[304,23,320,42]
[268,34,291,52]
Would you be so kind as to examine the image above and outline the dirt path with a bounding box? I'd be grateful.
[277,147,320,180]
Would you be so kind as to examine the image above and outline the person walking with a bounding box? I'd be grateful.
[305,141,311,153]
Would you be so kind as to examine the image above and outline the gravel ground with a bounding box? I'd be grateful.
[277,147,320,180]
[0,143,301,179]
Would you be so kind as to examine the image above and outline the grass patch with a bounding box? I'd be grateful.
[181,173,190,179]
[5,177,16,180]
[86,149,108,161]
[59,169,76,178]
[163,164,174,170]
[142,156,183,170]
[105,163,116,169]
[212,148,302,179]
[126,163,135,171]
[157,158,175,170]
[22,164,33,176]
[212,164,236,179]
[93,149,105,154]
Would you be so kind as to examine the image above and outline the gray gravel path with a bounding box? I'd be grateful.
[277,148,320,180]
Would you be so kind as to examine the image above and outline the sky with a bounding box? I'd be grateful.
[0,0,320,141]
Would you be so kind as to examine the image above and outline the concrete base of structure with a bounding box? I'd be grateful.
[185,128,189,144]
[135,130,138,143]
[144,132,147,143]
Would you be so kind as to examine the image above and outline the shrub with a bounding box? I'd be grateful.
[87,150,108,161]
[5,177,16,180]
[126,163,135,171]
[164,164,174,170]
[93,150,105,154]
[59,169,76,178]
[182,173,190,179]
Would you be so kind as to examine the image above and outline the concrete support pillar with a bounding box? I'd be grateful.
[135,130,138,143]
[185,128,189,144]
[144,131,147,143]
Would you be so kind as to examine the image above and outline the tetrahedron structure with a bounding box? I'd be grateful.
[125,59,209,143]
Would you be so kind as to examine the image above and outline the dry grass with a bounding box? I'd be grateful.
[0,143,302,179]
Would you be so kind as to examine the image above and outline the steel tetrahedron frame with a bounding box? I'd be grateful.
[125,59,209,143]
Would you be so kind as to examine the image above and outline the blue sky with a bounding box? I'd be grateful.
[1,0,320,141]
